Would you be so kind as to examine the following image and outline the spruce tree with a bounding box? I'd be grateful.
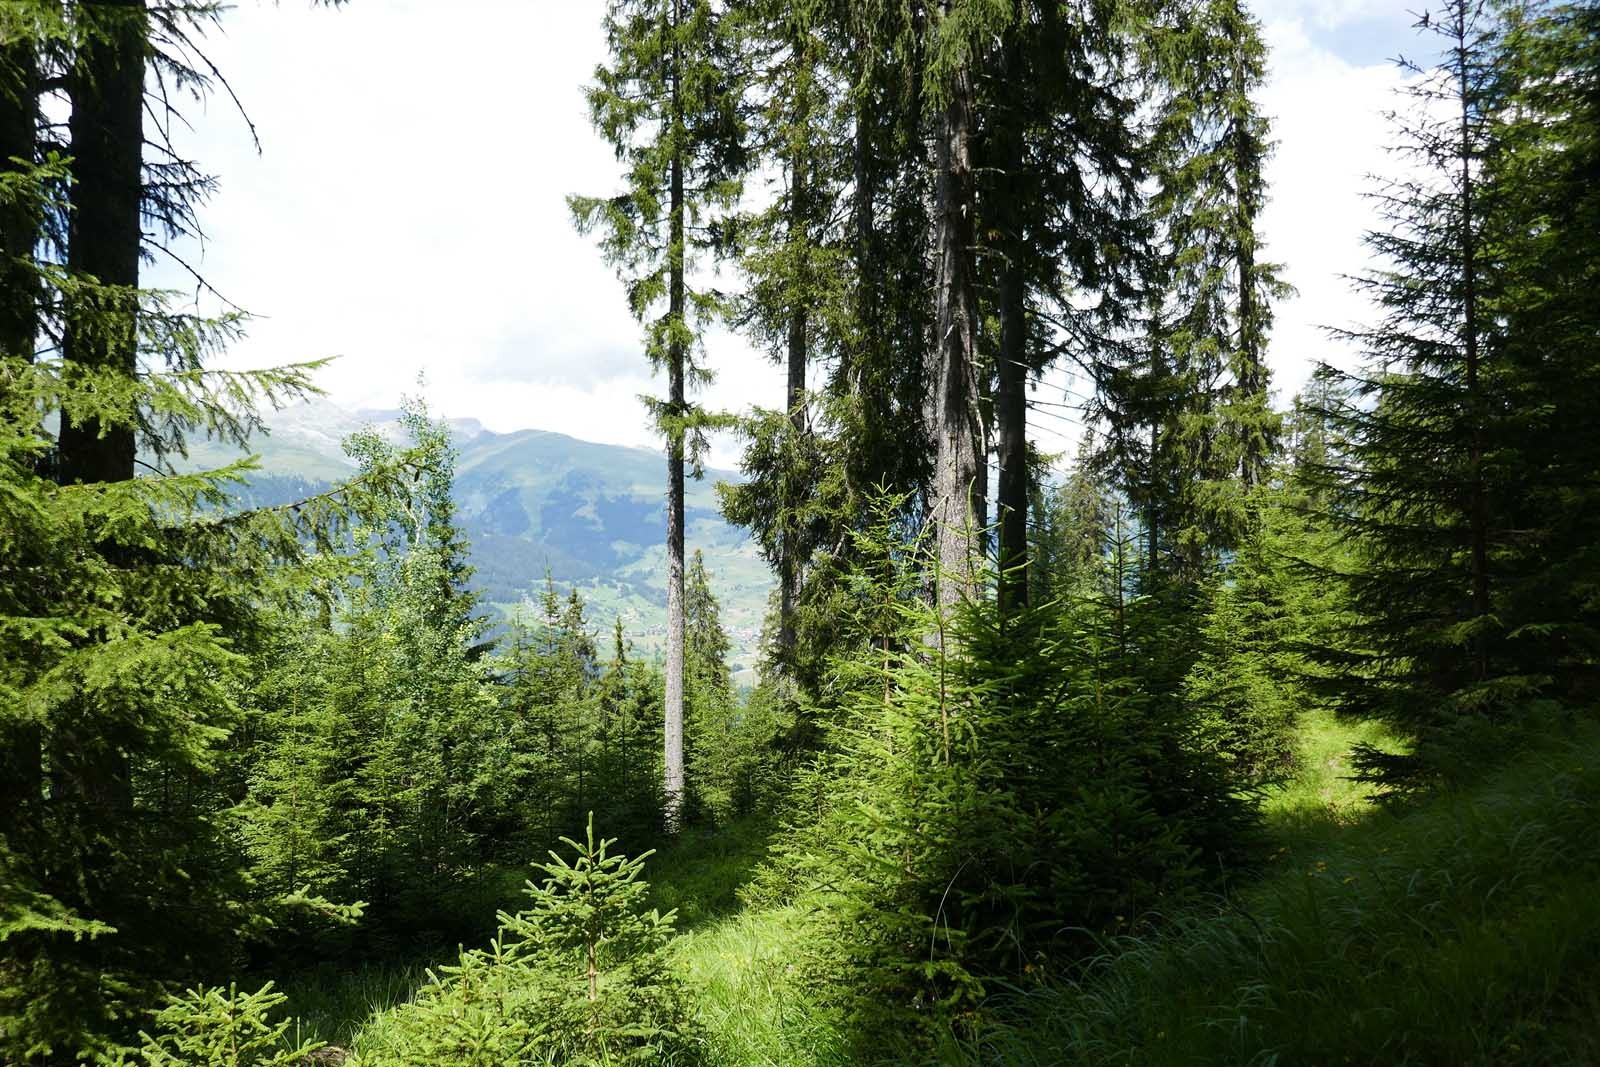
[1480,0,1600,708]
[1092,0,1284,585]
[571,0,747,830]
[926,0,1002,613]
[980,0,1145,614]
[1312,0,1513,770]
[727,0,851,668]
[352,818,692,1065]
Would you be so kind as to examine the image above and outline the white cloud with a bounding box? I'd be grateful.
[160,1,1410,467]
[1253,2,1406,403]
[159,0,779,469]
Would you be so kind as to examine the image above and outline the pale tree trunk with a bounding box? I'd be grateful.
[931,20,982,615]
[663,0,687,831]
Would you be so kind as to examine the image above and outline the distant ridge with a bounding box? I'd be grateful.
[187,399,771,672]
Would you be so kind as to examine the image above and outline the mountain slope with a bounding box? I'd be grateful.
[186,400,771,670]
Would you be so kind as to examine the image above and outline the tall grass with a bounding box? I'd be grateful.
[961,718,1600,1066]
[311,714,1600,1065]
[674,905,849,1067]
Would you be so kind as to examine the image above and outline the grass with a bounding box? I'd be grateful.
[279,961,431,1051]
[645,815,776,933]
[292,711,1600,1065]
[673,904,849,1067]
[961,715,1600,1066]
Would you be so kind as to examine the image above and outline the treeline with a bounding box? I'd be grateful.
[2,0,1597,1062]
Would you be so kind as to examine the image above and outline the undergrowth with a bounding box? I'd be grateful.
[304,713,1600,1066]
[959,715,1600,1066]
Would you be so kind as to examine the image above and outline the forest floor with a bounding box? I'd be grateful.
[286,710,1600,1064]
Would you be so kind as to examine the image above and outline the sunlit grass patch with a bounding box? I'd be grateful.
[673,904,848,1067]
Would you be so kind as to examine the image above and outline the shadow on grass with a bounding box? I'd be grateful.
[960,715,1600,1067]
[644,815,779,934]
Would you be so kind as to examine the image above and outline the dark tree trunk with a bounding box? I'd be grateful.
[59,0,143,488]
[931,10,981,614]
[1457,22,1490,677]
[663,0,687,830]
[1230,17,1266,490]
[0,28,41,831]
[996,260,1027,611]
[994,28,1029,614]
[54,0,147,818]
[779,155,807,666]
[0,32,37,365]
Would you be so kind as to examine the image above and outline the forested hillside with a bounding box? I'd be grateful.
[2,0,1597,1064]
[185,399,772,671]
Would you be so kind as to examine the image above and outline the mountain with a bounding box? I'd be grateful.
[185,399,772,672]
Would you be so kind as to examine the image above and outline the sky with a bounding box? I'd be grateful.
[159,0,1421,470]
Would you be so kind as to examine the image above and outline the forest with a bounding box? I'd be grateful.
[2,0,1599,1063]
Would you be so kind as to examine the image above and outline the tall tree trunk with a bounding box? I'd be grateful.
[59,0,142,488]
[663,0,687,831]
[994,28,1029,614]
[0,26,41,831]
[996,260,1027,610]
[1457,17,1490,677]
[54,0,145,819]
[0,31,36,366]
[779,153,807,666]
[931,10,981,614]
[1230,13,1266,490]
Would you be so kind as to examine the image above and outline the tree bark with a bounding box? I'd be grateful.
[1229,13,1266,490]
[0,31,36,365]
[663,0,687,831]
[54,0,146,819]
[778,151,807,667]
[1456,13,1490,676]
[58,0,143,489]
[994,28,1029,614]
[931,10,981,615]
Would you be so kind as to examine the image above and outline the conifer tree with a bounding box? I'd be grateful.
[1311,0,1512,768]
[352,818,693,1065]
[728,0,850,666]
[572,0,747,830]
[1092,0,1284,585]
[980,0,1144,613]
[121,983,322,1067]
[684,549,777,819]
[926,0,1002,612]
[1480,0,1600,708]
[592,618,666,837]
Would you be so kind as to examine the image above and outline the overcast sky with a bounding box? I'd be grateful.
[159,0,1418,469]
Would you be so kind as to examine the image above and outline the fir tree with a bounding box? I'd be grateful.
[351,817,693,1065]
[571,0,748,830]
[1312,0,1518,772]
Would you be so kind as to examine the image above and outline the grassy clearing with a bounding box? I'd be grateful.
[963,717,1600,1066]
[279,961,431,1051]
[646,816,776,933]
[305,713,1600,1065]
[1261,707,1401,823]
[673,904,848,1067]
